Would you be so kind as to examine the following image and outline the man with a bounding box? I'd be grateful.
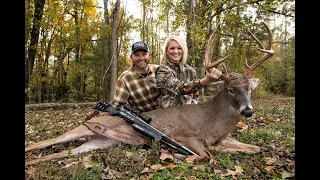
[111,41,159,112]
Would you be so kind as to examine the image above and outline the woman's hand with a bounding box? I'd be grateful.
[206,67,222,81]
[199,68,222,86]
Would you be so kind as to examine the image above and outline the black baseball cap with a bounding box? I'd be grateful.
[131,41,149,55]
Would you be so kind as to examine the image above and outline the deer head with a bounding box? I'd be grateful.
[204,22,274,117]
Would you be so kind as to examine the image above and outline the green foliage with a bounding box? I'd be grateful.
[25,0,295,103]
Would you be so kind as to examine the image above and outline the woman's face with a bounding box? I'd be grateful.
[166,40,183,64]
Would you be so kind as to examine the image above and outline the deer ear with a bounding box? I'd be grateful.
[205,81,225,92]
[249,78,259,89]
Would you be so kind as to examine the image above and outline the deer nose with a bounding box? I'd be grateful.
[241,106,254,117]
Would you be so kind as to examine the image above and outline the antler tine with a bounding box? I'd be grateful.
[206,54,232,70]
[245,58,250,69]
[204,32,232,71]
[204,32,217,70]
[219,63,230,81]
[244,22,274,77]
[264,22,273,50]
[221,63,228,74]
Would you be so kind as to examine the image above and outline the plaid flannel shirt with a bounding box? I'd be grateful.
[155,60,202,108]
[111,64,159,112]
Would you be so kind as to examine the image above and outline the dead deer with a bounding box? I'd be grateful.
[25,22,274,166]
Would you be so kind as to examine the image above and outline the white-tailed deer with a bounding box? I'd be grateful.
[25,22,274,166]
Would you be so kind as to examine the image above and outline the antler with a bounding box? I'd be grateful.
[204,32,232,81]
[243,22,274,78]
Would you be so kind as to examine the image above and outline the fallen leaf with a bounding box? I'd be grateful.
[221,166,244,179]
[236,120,248,131]
[63,161,79,168]
[285,159,295,166]
[252,167,261,176]
[187,176,197,180]
[209,158,218,164]
[193,165,206,171]
[264,166,276,172]
[150,164,166,171]
[141,167,153,173]
[214,169,222,174]
[107,169,122,179]
[262,157,277,165]
[26,167,36,175]
[139,173,154,180]
[234,166,244,175]
[125,151,133,157]
[165,163,176,171]
[80,155,97,169]
[27,127,36,134]
[281,171,295,179]
[221,169,238,179]
[185,155,197,162]
[160,152,174,162]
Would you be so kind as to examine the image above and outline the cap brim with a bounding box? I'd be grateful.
[131,48,148,55]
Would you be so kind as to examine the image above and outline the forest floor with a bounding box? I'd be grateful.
[25,96,295,180]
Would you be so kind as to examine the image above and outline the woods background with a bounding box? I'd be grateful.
[25,0,295,104]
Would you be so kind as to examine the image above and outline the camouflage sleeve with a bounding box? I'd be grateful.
[155,65,202,96]
[111,76,129,106]
[156,66,179,96]
[176,66,203,94]
[176,79,203,95]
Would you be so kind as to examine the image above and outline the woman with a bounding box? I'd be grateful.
[155,36,222,108]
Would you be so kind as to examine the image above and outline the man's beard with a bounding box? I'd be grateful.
[134,60,148,69]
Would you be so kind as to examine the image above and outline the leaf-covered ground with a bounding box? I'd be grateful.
[25,97,295,180]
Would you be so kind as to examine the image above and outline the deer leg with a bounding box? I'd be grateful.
[208,136,260,154]
[25,136,120,166]
[25,125,96,152]
[175,136,212,162]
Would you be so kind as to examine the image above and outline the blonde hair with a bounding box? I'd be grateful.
[160,36,188,64]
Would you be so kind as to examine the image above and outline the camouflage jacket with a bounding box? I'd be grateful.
[155,60,203,108]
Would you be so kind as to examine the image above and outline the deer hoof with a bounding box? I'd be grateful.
[194,152,211,164]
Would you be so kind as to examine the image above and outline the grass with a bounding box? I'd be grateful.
[25,96,295,180]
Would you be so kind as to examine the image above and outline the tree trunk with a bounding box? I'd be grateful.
[186,0,195,66]
[102,0,111,100]
[166,4,169,36]
[109,0,120,101]
[25,0,46,90]
[73,0,81,94]
[142,0,146,41]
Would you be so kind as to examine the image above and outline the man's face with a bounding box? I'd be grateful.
[131,50,151,69]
